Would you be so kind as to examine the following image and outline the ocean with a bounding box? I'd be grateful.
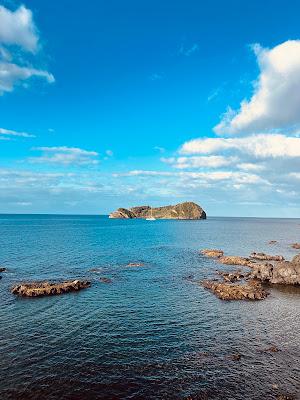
[0,215,299,399]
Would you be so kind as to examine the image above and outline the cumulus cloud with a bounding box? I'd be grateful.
[180,134,300,158]
[28,147,100,166]
[0,5,54,94]
[0,5,38,52]
[214,40,300,134]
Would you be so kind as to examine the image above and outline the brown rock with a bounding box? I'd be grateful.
[251,261,300,285]
[201,279,268,301]
[291,254,300,264]
[250,252,284,261]
[269,240,278,244]
[201,249,224,258]
[109,201,206,220]
[11,280,91,297]
[262,346,280,353]
[218,256,250,266]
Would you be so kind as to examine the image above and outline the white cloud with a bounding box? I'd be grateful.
[180,134,300,158]
[237,163,265,172]
[0,5,54,94]
[0,5,38,52]
[0,62,54,93]
[214,40,300,134]
[0,127,35,139]
[161,155,237,169]
[105,149,113,157]
[28,146,99,166]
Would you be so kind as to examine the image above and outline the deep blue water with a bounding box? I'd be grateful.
[0,215,299,400]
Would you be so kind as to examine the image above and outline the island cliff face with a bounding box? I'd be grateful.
[109,201,206,220]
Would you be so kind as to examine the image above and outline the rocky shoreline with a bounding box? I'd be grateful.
[11,280,91,297]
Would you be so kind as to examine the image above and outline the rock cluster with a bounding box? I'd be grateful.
[109,201,206,220]
[291,243,300,249]
[251,259,300,285]
[11,280,91,297]
[202,279,268,301]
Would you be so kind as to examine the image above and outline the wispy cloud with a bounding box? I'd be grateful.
[178,43,199,56]
[28,146,99,166]
[0,127,35,140]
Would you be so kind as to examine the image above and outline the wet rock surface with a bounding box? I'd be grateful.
[11,280,91,297]
[201,249,224,258]
[217,270,250,283]
[201,279,268,301]
[109,201,206,220]
[0,267,6,272]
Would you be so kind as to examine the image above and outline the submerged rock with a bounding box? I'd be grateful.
[201,279,268,301]
[127,262,145,267]
[11,280,91,297]
[269,240,278,244]
[291,243,300,249]
[99,277,112,283]
[0,267,6,272]
[201,249,224,258]
[261,346,280,353]
[251,261,300,285]
[109,201,206,220]
[218,256,250,266]
[250,252,284,261]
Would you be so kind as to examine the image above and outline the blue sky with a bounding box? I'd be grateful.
[1,0,300,216]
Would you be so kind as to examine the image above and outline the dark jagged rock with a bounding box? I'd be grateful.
[11,280,91,297]
[0,267,6,272]
[201,279,268,301]
[109,201,206,220]
[250,252,284,261]
[217,270,249,283]
[251,261,300,285]
[201,249,224,258]
[269,240,278,244]
[218,255,251,266]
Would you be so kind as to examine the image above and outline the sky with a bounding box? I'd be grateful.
[1,0,300,216]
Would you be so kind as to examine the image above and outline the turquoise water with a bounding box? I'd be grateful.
[0,215,299,399]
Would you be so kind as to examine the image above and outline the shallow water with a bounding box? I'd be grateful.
[0,215,299,399]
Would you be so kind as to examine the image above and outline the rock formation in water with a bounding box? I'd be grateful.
[202,279,268,301]
[251,258,300,285]
[11,280,91,297]
[218,255,251,266]
[201,249,224,258]
[250,252,284,261]
[109,201,206,220]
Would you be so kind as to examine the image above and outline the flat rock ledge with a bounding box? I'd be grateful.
[109,201,206,220]
[11,280,91,297]
[250,252,284,261]
[202,280,268,301]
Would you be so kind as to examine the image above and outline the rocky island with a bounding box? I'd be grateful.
[109,201,206,220]
[11,280,91,297]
